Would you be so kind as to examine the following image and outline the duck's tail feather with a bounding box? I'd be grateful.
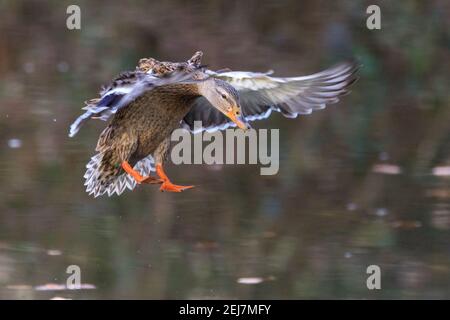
[84,153,155,197]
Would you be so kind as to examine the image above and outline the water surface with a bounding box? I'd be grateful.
[0,0,449,299]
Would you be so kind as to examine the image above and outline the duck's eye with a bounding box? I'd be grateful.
[221,94,227,99]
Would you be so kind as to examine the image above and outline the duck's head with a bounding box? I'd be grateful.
[199,79,250,130]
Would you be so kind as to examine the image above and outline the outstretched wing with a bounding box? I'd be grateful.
[181,61,360,133]
[69,70,204,137]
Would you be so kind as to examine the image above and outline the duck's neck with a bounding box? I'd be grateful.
[197,78,221,103]
[196,78,215,96]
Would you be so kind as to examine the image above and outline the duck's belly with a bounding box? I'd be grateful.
[116,90,194,161]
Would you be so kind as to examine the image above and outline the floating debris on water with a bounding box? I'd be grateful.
[375,208,388,217]
[46,249,62,256]
[344,252,353,258]
[346,202,358,211]
[35,284,65,291]
[195,241,219,250]
[372,164,402,175]
[237,277,264,285]
[390,220,422,229]
[7,138,22,149]
[432,166,450,177]
[426,188,450,199]
[34,283,96,291]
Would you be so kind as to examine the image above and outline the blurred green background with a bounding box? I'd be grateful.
[0,0,449,299]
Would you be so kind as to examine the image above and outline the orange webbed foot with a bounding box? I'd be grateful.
[122,161,194,192]
[156,163,194,193]
[122,161,161,185]
[159,182,194,193]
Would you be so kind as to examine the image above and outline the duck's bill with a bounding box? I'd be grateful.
[225,112,250,130]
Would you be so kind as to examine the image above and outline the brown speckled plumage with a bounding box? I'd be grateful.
[137,51,203,75]
[91,83,201,196]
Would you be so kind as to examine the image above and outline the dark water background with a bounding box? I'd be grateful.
[0,0,449,299]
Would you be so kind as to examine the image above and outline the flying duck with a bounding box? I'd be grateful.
[69,51,359,197]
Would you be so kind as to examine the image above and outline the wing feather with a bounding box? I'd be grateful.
[182,61,360,133]
[69,70,204,137]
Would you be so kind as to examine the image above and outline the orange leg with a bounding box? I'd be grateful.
[155,163,194,192]
[121,161,162,184]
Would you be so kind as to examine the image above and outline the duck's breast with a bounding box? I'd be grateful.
[120,88,196,160]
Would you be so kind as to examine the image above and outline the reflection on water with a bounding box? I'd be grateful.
[0,1,449,299]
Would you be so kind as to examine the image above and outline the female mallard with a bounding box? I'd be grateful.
[69,52,359,197]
